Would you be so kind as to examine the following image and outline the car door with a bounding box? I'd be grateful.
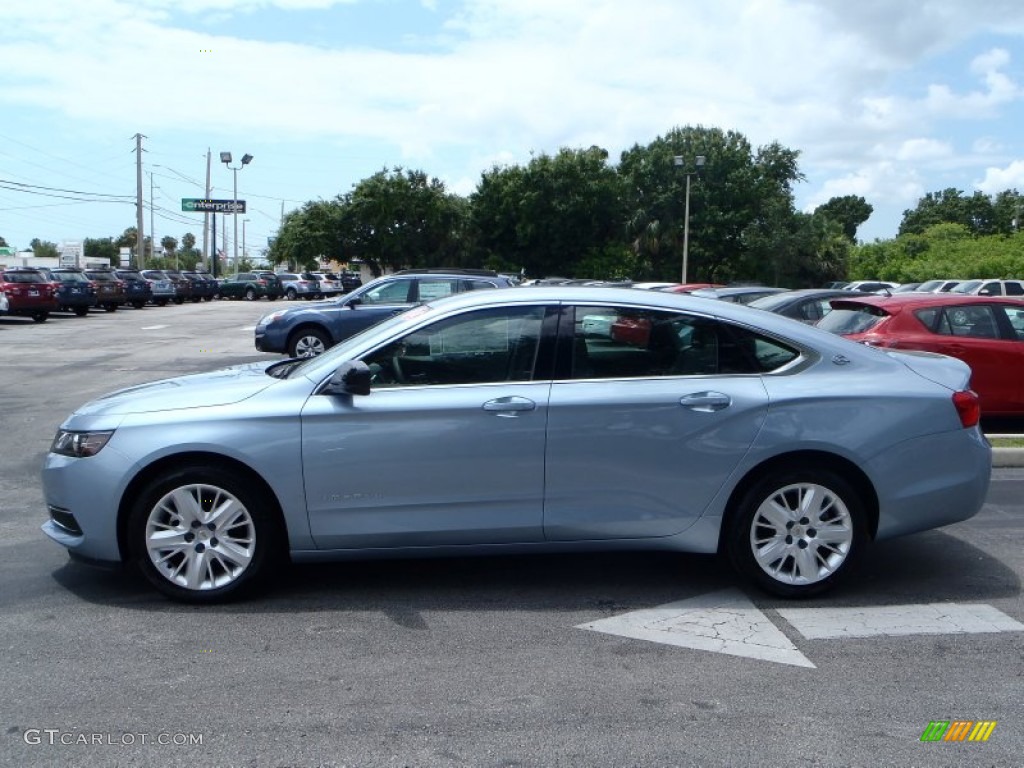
[915,303,1018,413]
[301,304,554,549]
[543,305,774,541]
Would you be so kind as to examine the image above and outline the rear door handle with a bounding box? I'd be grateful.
[483,396,536,417]
[679,391,731,412]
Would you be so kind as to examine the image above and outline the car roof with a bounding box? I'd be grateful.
[828,292,1024,313]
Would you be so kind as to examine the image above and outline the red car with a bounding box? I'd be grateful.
[817,293,1024,415]
[0,267,59,322]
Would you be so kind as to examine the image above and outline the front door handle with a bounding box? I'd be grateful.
[679,391,731,412]
[483,396,536,417]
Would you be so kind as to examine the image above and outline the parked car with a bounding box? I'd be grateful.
[0,266,58,322]
[844,280,900,293]
[817,293,1024,415]
[163,269,193,304]
[309,271,343,297]
[218,272,284,301]
[689,286,789,304]
[0,289,8,315]
[255,269,517,357]
[140,269,176,306]
[42,286,991,603]
[747,289,852,324]
[338,270,363,292]
[916,279,963,293]
[277,272,320,300]
[114,268,154,309]
[659,283,727,294]
[182,271,217,301]
[41,267,98,316]
[83,269,127,311]
[949,279,1024,297]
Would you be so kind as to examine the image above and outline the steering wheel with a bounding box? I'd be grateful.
[390,355,406,384]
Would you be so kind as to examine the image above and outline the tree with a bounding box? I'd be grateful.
[618,126,805,283]
[161,236,178,258]
[815,195,873,243]
[0,236,8,247]
[470,146,629,278]
[29,238,59,259]
[84,237,119,264]
[899,188,998,236]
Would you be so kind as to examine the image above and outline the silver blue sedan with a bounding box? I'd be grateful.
[41,287,991,603]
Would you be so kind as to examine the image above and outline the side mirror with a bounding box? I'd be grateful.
[345,296,361,307]
[322,360,371,396]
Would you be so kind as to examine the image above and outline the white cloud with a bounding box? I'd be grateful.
[896,138,953,162]
[976,160,1024,194]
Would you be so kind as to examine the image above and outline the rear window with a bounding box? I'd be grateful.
[55,271,90,283]
[86,271,117,282]
[2,271,46,283]
[816,305,889,334]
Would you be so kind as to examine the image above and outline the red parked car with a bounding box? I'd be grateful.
[0,267,59,322]
[817,293,1024,415]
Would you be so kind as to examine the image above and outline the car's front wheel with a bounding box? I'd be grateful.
[128,465,283,603]
[288,327,330,358]
[727,466,866,598]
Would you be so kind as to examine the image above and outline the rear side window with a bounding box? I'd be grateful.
[915,305,1001,339]
[817,305,889,334]
[569,306,799,379]
[1005,281,1023,296]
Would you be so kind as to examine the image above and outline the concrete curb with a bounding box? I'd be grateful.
[992,448,1024,468]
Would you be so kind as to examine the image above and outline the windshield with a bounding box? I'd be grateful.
[951,280,981,294]
[816,305,889,334]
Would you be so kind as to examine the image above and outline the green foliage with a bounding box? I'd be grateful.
[849,224,1024,281]
[84,237,118,264]
[898,188,1024,236]
[470,146,627,278]
[29,238,59,259]
[815,196,873,242]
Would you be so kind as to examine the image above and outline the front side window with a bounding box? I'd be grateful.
[569,306,799,379]
[359,279,414,304]
[362,306,546,387]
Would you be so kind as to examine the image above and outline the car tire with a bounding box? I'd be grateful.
[31,311,49,323]
[285,288,297,300]
[128,464,284,603]
[267,295,278,302]
[174,297,184,305]
[104,304,117,312]
[288,327,331,358]
[133,301,145,309]
[156,299,169,307]
[73,306,89,317]
[245,287,257,301]
[726,466,866,598]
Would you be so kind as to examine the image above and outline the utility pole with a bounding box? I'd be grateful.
[133,133,146,269]
[203,149,211,270]
[222,213,228,270]
[148,171,156,267]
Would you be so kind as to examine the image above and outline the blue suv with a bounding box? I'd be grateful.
[255,269,516,357]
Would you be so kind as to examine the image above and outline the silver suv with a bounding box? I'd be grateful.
[951,279,1024,297]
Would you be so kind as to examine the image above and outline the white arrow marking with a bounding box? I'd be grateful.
[141,325,168,330]
[777,602,1024,639]
[577,588,815,668]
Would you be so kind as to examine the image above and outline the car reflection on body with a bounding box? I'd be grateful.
[42,287,991,603]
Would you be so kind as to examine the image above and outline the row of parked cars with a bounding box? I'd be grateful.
[0,266,364,322]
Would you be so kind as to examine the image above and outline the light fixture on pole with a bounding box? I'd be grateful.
[220,151,253,270]
[674,154,705,284]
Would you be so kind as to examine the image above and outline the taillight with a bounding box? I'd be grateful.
[952,390,980,429]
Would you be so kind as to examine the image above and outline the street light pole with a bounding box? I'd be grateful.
[675,155,705,284]
[220,151,253,272]
[242,218,250,265]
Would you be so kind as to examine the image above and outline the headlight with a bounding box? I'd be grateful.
[260,310,287,325]
[51,430,114,458]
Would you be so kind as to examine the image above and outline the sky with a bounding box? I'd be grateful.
[2,0,1024,261]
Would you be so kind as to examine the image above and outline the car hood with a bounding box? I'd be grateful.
[883,348,972,392]
[71,362,277,418]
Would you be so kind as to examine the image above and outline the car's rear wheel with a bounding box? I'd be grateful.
[128,465,283,603]
[727,467,866,598]
[31,311,49,323]
[285,288,297,300]
[288,327,330,358]
[73,306,89,317]
[244,287,257,301]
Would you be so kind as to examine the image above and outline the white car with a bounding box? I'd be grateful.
[311,272,342,296]
[0,290,8,314]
